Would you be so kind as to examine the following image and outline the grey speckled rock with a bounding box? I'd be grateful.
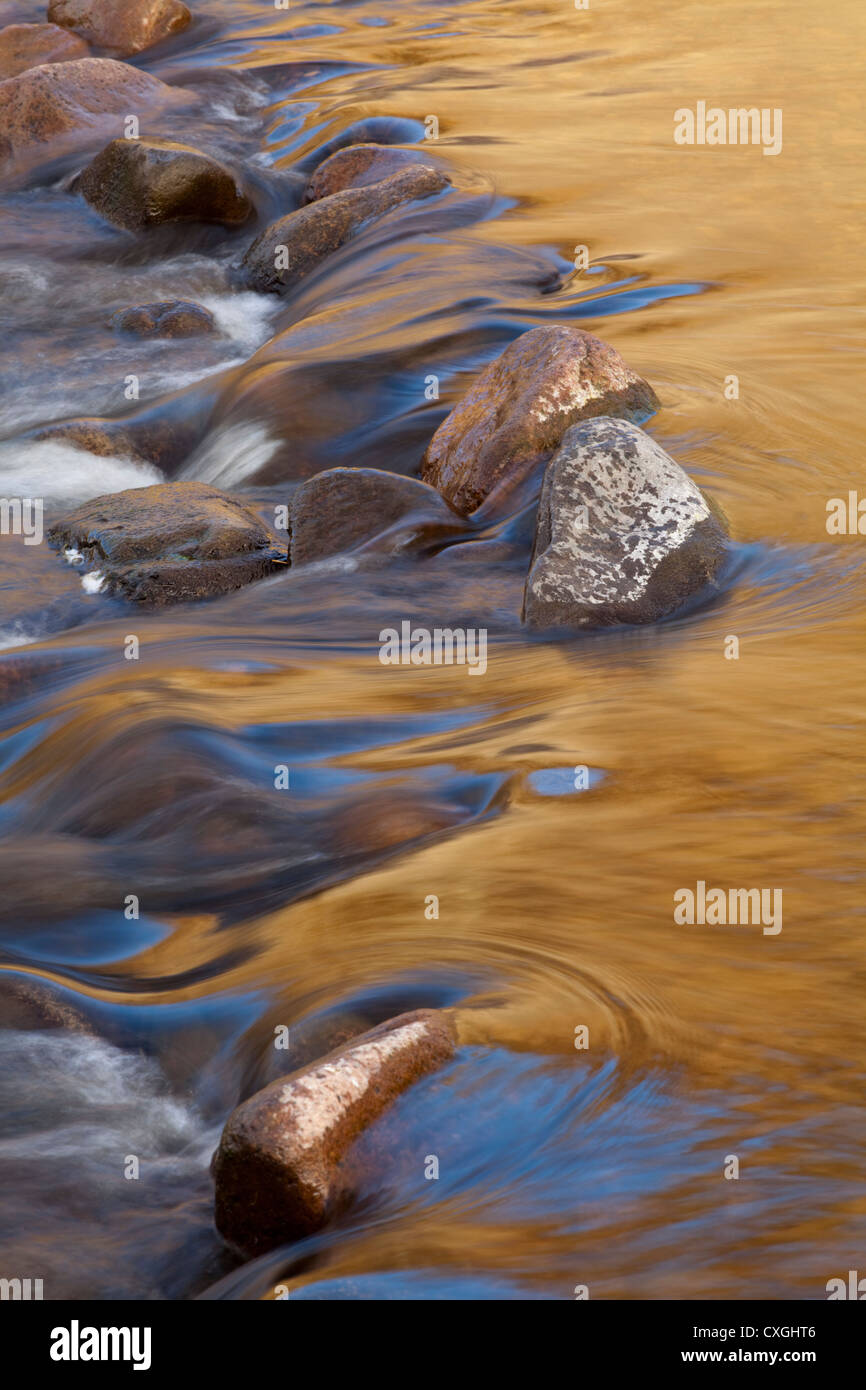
[522,417,727,629]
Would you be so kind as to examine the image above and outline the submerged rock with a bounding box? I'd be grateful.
[296,116,427,174]
[241,163,448,294]
[522,417,727,629]
[0,22,89,80]
[76,138,252,232]
[0,58,189,171]
[289,467,462,566]
[46,481,285,605]
[421,325,660,517]
[304,143,432,203]
[213,1010,457,1254]
[0,975,92,1033]
[47,0,191,59]
[34,411,200,470]
[111,300,216,338]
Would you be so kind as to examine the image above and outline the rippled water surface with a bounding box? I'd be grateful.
[1,0,865,1300]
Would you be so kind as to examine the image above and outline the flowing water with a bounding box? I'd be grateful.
[1,0,864,1300]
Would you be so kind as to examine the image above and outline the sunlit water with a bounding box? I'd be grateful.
[1,0,864,1300]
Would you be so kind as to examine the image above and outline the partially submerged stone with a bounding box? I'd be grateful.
[296,116,427,175]
[34,411,200,470]
[0,22,89,80]
[0,58,189,171]
[111,300,216,338]
[213,1009,457,1254]
[289,467,462,566]
[421,325,660,516]
[522,417,727,629]
[76,138,252,232]
[47,0,191,59]
[241,163,448,294]
[304,143,432,203]
[47,481,285,605]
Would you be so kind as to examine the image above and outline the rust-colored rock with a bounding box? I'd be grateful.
[76,138,251,232]
[33,414,198,470]
[213,1009,457,1254]
[289,467,462,567]
[111,300,216,338]
[0,22,89,80]
[46,481,285,605]
[241,163,448,294]
[420,325,660,516]
[0,58,189,171]
[47,0,191,59]
[304,143,433,203]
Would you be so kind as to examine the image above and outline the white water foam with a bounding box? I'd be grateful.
[0,440,163,504]
[199,291,281,356]
[0,1029,209,1167]
[181,421,281,488]
[0,619,46,652]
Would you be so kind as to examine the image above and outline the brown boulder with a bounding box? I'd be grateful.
[47,0,191,59]
[241,163,448,294]
[304,143,432,203]
[46,481,285,605]
[34,413,199,470]
[0,22,89,80]
[420,325,660,516]
[0,58,190,171]
[111,300,216,338]
[76,138,251,231]
[213,1009,457,1254]
[289,467,462,567]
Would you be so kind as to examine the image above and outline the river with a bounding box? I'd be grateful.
[0,0,864,1300]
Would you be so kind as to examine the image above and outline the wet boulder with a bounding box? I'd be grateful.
[420,325,660,517]
[111,300,217,338]
[241,163,448,294]
[289,467,462,567]
[304,143,433,203]
[33,410,201,470]
[0,22,89,79]
[46,481,285,605]
[295,115,427,175]
[76,138,252,232]
[522,417,727,629]
[213,1010,457,1254]
[47,0,191,59]
[0,58,190,172]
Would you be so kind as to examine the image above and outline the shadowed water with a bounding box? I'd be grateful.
[0,0,864,1300]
